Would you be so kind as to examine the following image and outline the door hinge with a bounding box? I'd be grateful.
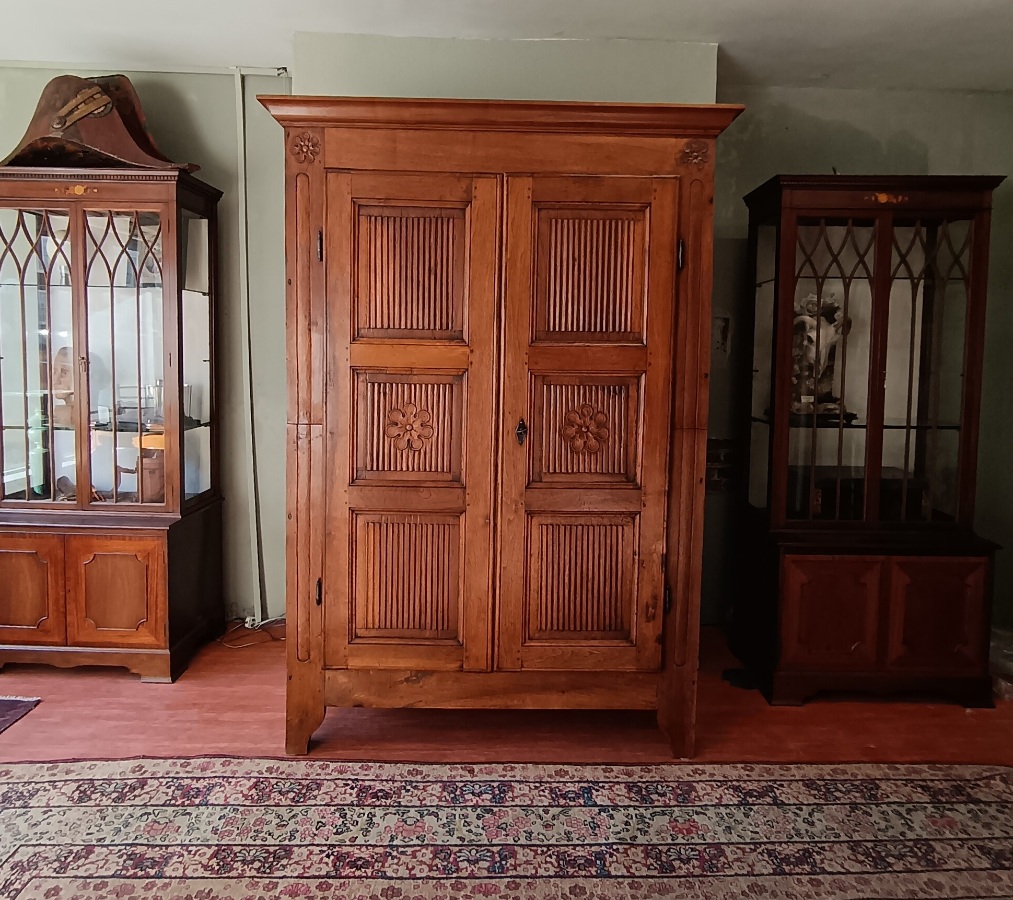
[663,585,672,615]
[315,578,322,606]
[677,239,685,271]
[317,230,323,262]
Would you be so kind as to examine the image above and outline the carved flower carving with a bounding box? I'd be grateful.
[384,402,434,452]
[291,131,320,164]
[679,139,709,169]
[562,404,609,454]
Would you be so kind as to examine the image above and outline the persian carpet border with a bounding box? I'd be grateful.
[1,758,1011,899]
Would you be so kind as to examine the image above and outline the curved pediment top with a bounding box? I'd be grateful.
[1,74,197,172]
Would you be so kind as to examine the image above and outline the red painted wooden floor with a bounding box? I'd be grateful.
[1,626,1011,764]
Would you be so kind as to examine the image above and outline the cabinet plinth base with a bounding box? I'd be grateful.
[0,617,224,683]
[769,670,995,709]
[0,645,174,681]
[285,668,674,756]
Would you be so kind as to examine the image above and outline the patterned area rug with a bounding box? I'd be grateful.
[0,697,39,737]
[1,757,1011,899]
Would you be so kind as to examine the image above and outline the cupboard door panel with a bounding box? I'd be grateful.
[885,557,988,672]
[66,535,164,648]
[780,555,881,670]
[0,533,65,645]
[325,173,498,672]
[499,175,677,672]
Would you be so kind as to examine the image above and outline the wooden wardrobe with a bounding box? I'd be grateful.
[261,97,742,756]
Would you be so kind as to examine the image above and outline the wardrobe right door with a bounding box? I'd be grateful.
[498,175,679,672]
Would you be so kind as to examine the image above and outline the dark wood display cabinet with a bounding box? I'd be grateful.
[0,75,224,682]
[733,174,1003,706]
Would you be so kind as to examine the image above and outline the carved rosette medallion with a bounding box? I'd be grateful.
[385,402,435,452]
[562,404,609,454]
[290,131,320,164]
[679,139,710,169]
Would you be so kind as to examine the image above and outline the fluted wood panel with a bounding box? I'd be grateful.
[537,211,644,341]
[357,207,464,338]
[528,516,634,639]
[537,379,637,481]
[356,374,461,480]
[354,514,460,640]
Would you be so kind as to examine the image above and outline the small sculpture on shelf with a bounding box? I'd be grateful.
[790,291,854,423]
[51,346,76,428]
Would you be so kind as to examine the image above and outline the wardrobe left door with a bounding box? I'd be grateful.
[324,172,499,672]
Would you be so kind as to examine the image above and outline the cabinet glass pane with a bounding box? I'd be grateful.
[787,218,875,521]
[881,218,970,522]
[0,208,76,502]
[182,211,212,499]
[749,225,776,508]
[84,211,165,504]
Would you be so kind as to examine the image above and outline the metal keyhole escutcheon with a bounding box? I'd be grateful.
[515,419,528,445]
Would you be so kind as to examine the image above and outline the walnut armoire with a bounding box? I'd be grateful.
[261,96,742,756]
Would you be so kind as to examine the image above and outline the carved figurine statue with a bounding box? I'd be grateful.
[790,292,851,417]
[51,346,75,427]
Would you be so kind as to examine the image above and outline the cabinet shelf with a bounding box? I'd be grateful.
[751,416,961,431]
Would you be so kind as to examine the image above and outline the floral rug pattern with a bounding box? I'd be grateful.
[1,757,1011,898]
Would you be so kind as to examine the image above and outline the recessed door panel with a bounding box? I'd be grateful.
[353,372,464,483]
[531,374,641,485]
[780,555,881,670]
[65,534,164,648]
[325,172,498,672]
[499,175,678,672]
[0,533,66,645]
[885,557,988,672]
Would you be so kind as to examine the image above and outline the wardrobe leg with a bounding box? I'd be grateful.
[286,674,325,755]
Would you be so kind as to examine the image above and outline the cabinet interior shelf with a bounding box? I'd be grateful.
[751,416,961,431]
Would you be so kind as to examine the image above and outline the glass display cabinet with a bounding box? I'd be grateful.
[734,174,1003,706]
[0,74,223,681]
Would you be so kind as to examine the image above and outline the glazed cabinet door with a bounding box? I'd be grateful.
[885,557,989,672]
[65,534,165,648]
[498,176,678,671]
[0,533,66,645]
[324,173,498,671]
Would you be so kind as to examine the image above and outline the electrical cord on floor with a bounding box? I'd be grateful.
[217,617,286,649]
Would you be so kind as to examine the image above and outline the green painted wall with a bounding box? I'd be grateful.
[8,53,1009,635]
[293,34,717,102]
[0,64,291,621]
[705,83,1013,629]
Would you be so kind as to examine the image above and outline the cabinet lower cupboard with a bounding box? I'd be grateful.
[261,97,743,756]
[773,550,991,702]
[0,512,221,681]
